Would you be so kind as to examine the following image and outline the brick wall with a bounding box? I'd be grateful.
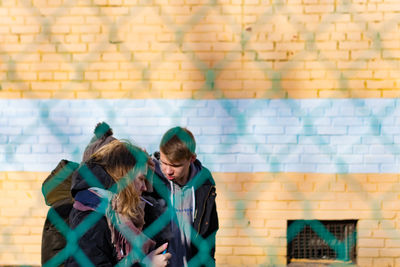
[1,0,400,266]
[0,171,46,265]
[215,172,400,266]
[1,1,400,99]
[1,99,400,173]
[1,99,400,266]
[1,171,400,266]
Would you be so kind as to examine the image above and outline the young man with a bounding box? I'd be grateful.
[143,126,219,267]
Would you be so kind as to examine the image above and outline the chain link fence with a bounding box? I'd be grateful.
[1,0,400,266]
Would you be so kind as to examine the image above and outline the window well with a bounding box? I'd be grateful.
[287,220,357,265]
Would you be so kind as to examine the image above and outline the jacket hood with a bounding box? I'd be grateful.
[188,159,215,188]
[42,159,79,206]
[70,161,115,198]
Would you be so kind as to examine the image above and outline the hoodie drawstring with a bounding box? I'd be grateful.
[191,186,195,223]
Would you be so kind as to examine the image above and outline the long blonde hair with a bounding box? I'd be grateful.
[89,140,148,227]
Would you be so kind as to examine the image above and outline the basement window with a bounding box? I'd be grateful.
[287,220,357,266]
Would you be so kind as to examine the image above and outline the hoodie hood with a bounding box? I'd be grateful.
[70,161,115,198]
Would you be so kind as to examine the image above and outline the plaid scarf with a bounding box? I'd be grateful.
[74,187,155,261]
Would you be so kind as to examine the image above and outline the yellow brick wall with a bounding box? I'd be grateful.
[0,172,48,265]
[1,2,400,99]
[1,171,399,266]
[2,1,400,266]
[214,172,400,267]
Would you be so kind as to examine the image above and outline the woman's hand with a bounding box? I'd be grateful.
[142,242,171,267]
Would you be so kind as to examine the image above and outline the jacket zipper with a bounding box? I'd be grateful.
[196,186,214,237]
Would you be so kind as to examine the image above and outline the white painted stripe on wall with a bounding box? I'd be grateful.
[1,98,399,173]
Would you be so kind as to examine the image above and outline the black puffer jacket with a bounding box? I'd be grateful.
[143,155,219,267]
[65,161,118,267]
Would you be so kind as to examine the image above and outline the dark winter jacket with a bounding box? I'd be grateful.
[41,159,79,266]
[66,161,153,267]
[65,161,117,267]
[143,155,219,267]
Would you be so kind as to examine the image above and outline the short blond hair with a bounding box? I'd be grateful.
[160,127,196,163]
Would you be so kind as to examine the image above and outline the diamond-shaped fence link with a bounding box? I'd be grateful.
[1,0,400,266]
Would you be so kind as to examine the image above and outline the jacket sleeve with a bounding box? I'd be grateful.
[65,209,117,267]
[206,188,219,260]
[193,186,219,267]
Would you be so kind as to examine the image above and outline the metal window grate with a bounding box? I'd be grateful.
[287,220,357,264]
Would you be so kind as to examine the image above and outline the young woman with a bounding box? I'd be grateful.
[65,140,171,267]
